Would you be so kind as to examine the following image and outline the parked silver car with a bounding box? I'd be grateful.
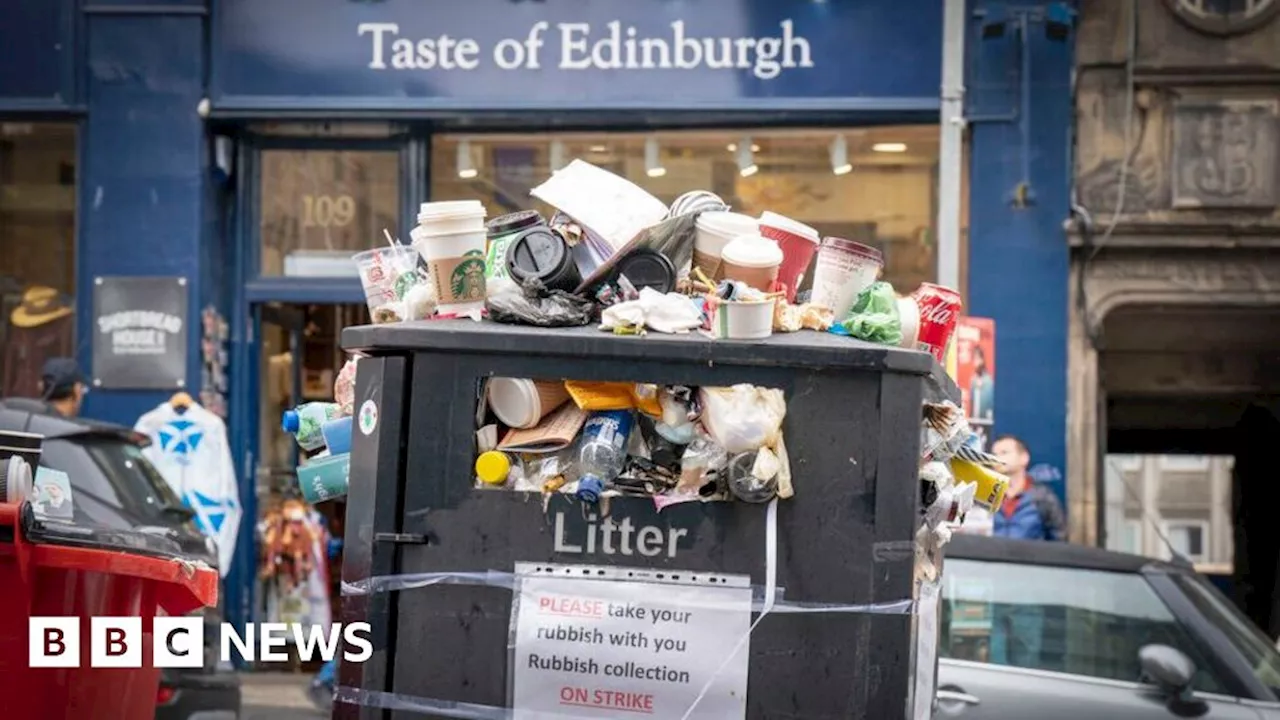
[937,535,1280,719]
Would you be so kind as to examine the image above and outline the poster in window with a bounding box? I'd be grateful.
[950,316,995,450]
[91,276,189,389]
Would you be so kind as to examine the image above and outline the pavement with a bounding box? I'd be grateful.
[240,671,328,720]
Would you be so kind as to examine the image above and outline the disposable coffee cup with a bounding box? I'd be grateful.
[709,298,775,340]
[297,452,351,503]
[410,200,488,314]
[759,211,819,303]
[694,212,757,280]
[810,237,885,318]
[353,246,424,321]
[896,295,921,349]
[488,378,571,429]
[0,430,42,473]
[719,233,783,292]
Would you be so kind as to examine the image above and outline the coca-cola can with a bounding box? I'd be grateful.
[911,283,962,362]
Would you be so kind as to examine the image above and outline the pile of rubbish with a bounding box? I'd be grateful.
[352,159,959,357]
[475,379,791,510]
[306,158,997,544]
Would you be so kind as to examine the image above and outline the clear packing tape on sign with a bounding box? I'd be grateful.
[337,499,941,719]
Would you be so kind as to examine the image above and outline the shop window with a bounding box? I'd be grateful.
[258,149,400,277]
[0,123,77,399]
[429,127,947,293]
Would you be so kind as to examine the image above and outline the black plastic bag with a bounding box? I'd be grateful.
[486,277,595,327]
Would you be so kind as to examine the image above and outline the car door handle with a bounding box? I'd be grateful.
[936,689,981,705]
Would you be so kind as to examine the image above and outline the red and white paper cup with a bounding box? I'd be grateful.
[758,211,819,302]
[910,283,962,362]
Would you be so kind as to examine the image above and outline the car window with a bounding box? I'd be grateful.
[38,438,130,523]
[1171,573,1280,699]
[941,558,1227,694]
[81,438,184,513]
[38,435,184,527]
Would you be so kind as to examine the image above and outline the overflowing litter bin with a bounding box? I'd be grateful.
[334,320,958,719]
[0,450,218,720]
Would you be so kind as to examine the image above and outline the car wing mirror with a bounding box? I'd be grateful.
[1138,644,1196,701]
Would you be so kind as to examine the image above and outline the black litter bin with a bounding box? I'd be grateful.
[336,321,956,720]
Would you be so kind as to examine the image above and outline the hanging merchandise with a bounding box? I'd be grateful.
[200,305,230,418]
[134,392,242,575]
[258,498,333,631]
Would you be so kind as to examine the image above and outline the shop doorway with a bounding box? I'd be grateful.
[252,301,368,669]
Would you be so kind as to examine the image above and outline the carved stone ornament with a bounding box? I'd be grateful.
[1171,100,1279,209]
[1163,0,1280,36]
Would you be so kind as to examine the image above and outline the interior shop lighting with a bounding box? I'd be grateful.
[589,144,608,153]
[726,142,761,152]
[645,137,667,178]
[829,135,853,176]
[456,139,478,179]
[737,137,758,177]
[872,142,908,153]
[549,140,566,172]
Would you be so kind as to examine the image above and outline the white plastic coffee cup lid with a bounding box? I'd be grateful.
[697,211,758,237]
[488,377,540,428]
[721,234,784,268]
[418,200,486,222]
[759,211,819,243]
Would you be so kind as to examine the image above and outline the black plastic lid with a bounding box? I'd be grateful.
[506,227,574,284]
[614,248,676,294]
[486,210,543,237]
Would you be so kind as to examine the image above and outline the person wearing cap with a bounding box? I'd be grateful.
[38,357,87,418]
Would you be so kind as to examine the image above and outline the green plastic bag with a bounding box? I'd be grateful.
[837,281,902,345]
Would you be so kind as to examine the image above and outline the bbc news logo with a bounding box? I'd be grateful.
[29,618,373,667]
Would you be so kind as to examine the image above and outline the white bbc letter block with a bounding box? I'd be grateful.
[29,617,80,667]
[91,617,142,668]
[154,616,205,668]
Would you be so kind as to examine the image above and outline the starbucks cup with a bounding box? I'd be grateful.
[809,237,885,318]
[694,212,757,280]
[410,200,488,314]
[488,378,571,429]
[719,234,783,292]
[758,211,819,302]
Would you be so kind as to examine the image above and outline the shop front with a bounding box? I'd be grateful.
[206,0,952,646]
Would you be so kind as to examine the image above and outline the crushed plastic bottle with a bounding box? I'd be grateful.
[574,410,634,503]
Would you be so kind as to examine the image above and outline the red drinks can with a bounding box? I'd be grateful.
[911,283,962,362]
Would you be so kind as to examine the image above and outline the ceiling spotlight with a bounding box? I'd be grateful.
[726,142,760,153]
[872,142,907,153]
[457,139,478,179]
[645,137,666,178]
[737,136,758,177]
[549,139,566,172]
[830,135,852,176]
[589,145,608,153]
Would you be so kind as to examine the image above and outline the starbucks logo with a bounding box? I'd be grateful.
[451,250,487,301]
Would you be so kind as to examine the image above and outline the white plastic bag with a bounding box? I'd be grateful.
[698,385,787,454]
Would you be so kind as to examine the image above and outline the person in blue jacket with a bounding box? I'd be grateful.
[991,434,1065,541]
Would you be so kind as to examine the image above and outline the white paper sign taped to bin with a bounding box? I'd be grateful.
[511,563,751,719]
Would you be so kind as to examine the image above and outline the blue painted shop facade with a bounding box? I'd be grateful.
[0,0,1073,637]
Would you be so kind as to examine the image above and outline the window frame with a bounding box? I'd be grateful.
[1160,519,1211,564]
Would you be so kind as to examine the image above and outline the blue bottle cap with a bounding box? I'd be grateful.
[282,410,300,433]
[576,476,604,503]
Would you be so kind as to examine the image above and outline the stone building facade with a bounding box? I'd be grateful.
[1070,0,1280,628]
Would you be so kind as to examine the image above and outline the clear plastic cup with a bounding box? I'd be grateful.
[353,246,425,323]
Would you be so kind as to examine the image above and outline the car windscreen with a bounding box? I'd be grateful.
[38,434,188,529]
[1171,573,1280,698]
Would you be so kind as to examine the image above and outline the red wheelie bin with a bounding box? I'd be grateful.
[0,500,219,720]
